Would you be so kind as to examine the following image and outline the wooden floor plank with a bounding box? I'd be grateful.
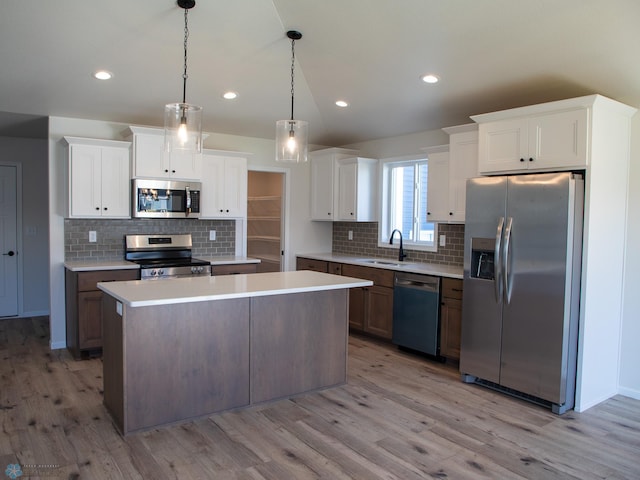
[0,317,639,479]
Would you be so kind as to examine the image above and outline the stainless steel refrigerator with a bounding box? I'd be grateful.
[460,172,584,414]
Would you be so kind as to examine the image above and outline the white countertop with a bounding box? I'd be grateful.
[196,256,261,265]
[298,253,463,279]
[64,260,140,272]
[98,270,373,307]
[64,256,261,271]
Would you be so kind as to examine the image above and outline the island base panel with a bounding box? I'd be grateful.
[104,297,251,434]
[250,289,348,404]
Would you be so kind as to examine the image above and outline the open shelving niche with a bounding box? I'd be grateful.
[247,194,282,272]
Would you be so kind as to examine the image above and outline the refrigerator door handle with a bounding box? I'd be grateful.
[494,216,504,303]
[503,217,513,304]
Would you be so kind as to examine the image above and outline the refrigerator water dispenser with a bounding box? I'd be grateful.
[470,237,495,280]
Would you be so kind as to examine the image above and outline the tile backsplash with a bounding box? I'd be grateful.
[64,218,236,261]
[332,222,464,266]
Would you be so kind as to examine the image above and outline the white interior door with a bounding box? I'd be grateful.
[0,165,18,316]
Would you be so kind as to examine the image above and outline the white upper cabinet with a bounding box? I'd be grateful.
[200,150,248,219]
[336,157,378,222]
[427,124,480,223]
[425,147,450,223]
[125,126,205,181]
[473,99,590,174]
[310,148,359,221]
[64,137,131,218]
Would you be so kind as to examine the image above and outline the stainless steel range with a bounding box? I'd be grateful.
[125,234,211,279]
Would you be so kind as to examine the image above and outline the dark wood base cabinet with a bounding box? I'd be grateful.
[341,264,394,340]
[65,268,139,359]
[440,277,463,361]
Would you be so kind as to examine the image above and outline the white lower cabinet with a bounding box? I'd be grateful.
[64,137,131,218]
[201,150,248,219]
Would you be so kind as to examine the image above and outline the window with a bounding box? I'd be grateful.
[379,156,437,251]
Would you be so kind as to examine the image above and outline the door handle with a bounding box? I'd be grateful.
[503,217,513,304]
[494,217,504,303]
[3,250,16,256]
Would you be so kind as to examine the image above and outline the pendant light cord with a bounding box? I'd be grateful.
[182,7,189,104]
[290,37,296,122]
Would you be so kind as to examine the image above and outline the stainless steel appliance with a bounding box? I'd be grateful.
[392,272,441,356]
[460,172,584,414]
[132,179,201,218]
[125,234,211,279]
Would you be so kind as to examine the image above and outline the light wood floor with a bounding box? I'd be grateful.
[1,317,639,479]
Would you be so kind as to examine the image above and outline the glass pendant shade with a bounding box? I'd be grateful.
[276,119,308,163]
[164,102,203,153]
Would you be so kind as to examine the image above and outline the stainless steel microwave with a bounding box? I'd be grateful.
[132,179,201,218]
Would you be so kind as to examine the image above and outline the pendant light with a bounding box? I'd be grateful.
[276,30,308,163]
[164,0,203,154]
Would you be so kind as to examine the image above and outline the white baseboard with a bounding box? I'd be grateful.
[50,340,66,350]
[618,386,640,401]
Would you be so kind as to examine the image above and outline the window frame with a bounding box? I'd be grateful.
[378,154,438,253]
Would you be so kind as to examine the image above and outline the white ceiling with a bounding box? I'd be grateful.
[1,0,639,145]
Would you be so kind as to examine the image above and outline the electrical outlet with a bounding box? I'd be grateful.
[439,234,446,247]
[209,230,216,241]
[348,230,353,241]
[89,231,97,243]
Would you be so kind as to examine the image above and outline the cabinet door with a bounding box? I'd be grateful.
[77,291,103,350]
[170,150,203,181]
[440,297,462,360]
[337,162,357,220]
[133,133,166,178]
[348,287,366,331]
[426,150,450,222]
[529,108,588,169]
[100,146,131,218]
[448,131,478,223]
[69,144,102,217]
[201,154,247,218]
[223,156,247,218]
[365,285,393,339]
[478,118,529,173]
[310,156,335,220]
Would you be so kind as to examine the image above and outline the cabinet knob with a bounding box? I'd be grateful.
[219,209,224,212]
[520,158,525,162]
[449,212,453,216]
[164,169,169,173]
[529,158,534,162]
[427,212,431,215]
[104,207,108,211]
[172,170,176,173]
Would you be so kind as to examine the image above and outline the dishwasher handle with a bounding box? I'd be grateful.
[394,274,440,293]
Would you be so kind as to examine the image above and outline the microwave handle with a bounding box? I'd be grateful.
[185,186,192,215]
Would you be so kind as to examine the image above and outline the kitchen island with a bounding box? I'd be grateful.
[98,270,372,435]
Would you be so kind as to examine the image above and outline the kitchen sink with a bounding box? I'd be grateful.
[362,259,405,267]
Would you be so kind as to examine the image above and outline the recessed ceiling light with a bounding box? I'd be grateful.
[93,70,113,80]
[223,91,238,100]
[335,100,349,108]
[421,74,439,84]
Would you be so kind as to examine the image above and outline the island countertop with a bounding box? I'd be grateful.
[98,270,372,307]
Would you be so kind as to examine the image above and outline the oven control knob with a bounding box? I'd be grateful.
[191,267,197,273]
[150,269,157,276]
[197,266,204,273]
[158,269,164,276]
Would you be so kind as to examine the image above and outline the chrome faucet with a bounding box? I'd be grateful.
[389,229,407,262]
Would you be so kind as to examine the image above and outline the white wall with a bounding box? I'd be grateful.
[1,136,49,316]
[619,113,640,400]
[48,117,332,349]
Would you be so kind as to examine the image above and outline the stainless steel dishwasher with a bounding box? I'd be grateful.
[392,272,441,356]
